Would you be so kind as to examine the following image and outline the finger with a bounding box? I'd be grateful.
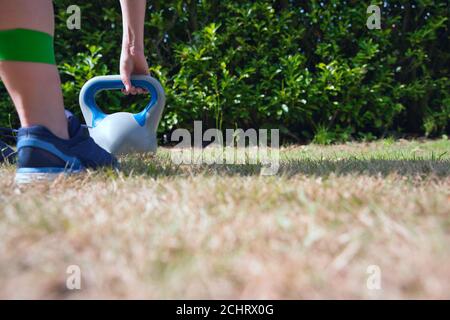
[120,73,133,95]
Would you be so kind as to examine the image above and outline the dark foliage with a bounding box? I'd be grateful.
[0,0,448,143]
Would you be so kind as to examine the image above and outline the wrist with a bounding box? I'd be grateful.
[122,40,144,56]
[122,29,144,53]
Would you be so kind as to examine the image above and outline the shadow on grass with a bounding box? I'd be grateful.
[119,154,450,179]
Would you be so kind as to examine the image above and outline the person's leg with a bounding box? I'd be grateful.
[0,0,68,139]
[0,0,117,183]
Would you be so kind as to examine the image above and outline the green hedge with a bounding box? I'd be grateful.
[0,0,448,143]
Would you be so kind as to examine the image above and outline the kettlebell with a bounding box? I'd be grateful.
[79,75,165,155]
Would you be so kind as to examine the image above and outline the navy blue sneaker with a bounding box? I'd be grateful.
[15,114,117,184]
[0,140,16,164]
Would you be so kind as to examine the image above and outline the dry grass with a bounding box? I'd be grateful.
[0,139,449,299]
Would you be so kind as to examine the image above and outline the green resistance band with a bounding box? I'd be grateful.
[0,28,55,65]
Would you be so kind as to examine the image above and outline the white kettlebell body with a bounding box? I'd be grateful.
[79,75,165,155]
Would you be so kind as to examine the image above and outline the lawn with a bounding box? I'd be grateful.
[0,139,449,299]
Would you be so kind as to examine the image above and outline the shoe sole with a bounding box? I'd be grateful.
[15,167,84,185]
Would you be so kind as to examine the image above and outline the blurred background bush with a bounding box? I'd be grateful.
[0,0,448,144]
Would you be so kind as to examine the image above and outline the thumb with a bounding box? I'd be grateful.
[122,76,132,93]
[120,67,133,94]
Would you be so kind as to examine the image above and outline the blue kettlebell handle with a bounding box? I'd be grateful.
[79,75,160,127]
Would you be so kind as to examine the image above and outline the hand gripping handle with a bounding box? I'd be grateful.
[79,75,165,127]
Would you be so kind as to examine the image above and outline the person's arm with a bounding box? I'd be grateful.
[119,0,149,95]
